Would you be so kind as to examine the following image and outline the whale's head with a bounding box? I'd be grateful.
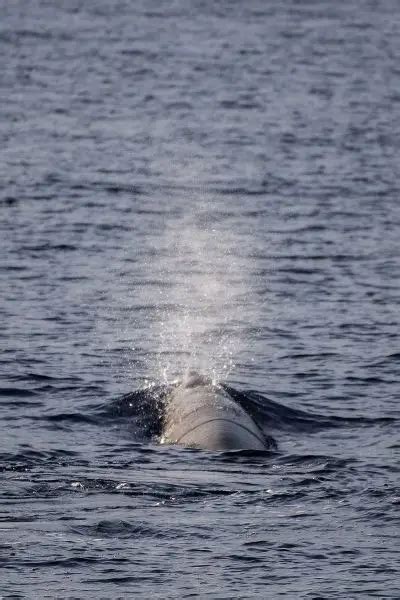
[182,370,213,389]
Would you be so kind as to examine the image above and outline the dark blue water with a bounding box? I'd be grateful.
[1,1,400,597]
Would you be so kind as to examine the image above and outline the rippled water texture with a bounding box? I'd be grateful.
[1,1,400,598]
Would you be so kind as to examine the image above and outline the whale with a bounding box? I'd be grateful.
[160,372,268,451]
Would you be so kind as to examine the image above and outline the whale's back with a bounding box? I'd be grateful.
[161,378,266,451]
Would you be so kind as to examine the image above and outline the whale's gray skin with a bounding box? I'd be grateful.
[160,372,267,451]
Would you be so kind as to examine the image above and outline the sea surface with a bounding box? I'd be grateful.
[1,1,400,598]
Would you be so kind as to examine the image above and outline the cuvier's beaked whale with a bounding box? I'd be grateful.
[160,372,267,451]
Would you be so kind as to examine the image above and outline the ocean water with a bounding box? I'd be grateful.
[1,0,400,598]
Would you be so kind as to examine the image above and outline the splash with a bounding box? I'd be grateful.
[150,193,250,385]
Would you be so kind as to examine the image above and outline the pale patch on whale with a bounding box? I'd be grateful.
[160,371,267,451]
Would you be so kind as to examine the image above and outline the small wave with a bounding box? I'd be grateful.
[70,519,177,540]
[41,412,98,425]
[368,352,400,367]
[0,447,79,471]
[223,386,397,432]
[0,387,38,397]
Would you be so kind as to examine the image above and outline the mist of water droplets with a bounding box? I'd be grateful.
[150,193,251,385]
